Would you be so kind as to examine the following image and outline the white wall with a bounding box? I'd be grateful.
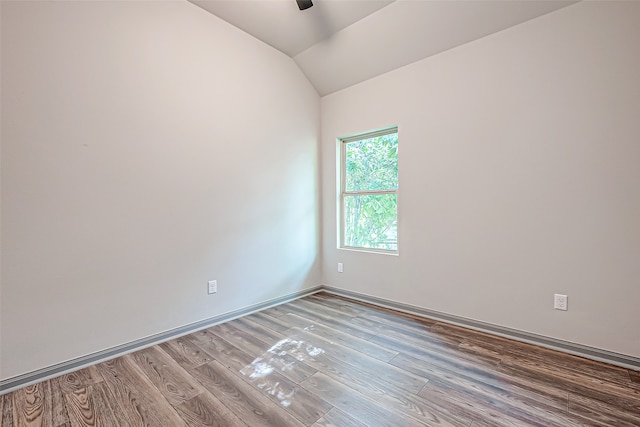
[1,0,321,380]
[321,2,640,358]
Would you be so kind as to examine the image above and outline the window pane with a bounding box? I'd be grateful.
[345,133,398,192]
[344,194,397,251]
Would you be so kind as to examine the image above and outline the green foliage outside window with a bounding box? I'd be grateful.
[343,131,398,251]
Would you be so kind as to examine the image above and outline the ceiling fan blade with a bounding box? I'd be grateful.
[296,0,313,11]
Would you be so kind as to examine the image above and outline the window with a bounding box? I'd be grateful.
[339,127,398,252]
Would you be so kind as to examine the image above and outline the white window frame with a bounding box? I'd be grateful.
[338,126,398,254]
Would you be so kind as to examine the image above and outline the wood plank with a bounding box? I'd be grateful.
[230,316,290,347]
[391,352,569,412]
[352,315,464,350]
[495,360,640,418]
[369,324,502,370]
[189,325,332,425]
[311,293,438,332]
[238,359,332,425]
[188,329,256,372]
[206,322,272,356]
[1,393,15,426]
[193,326,317,390]
[12,379,69,427]
[419,378,583,427]
[421,382,521,427]
[629,369,640,385]
[280,312,319,330]
[189,326,332,424]
[63,383,130,427]
[278,334,428,396]
[374,333,508,389]
[12,382,43,427]
[193,327,318,384]
[95,356,186,426]
[285,326,428,395]
[283,301,374,340]
[568,391,640,427]
[259,305,292,319]
[280,314,399,362]
[174,392,247,427]
[281,326,388,369]
[293,298,361,320]
[0,395,4,422]
[130,346,203,406]
[278,336,469,426]
[50,378,72,426]
[311,407,367,427]
[202,323,317,383]
[303,350,468,426]
[468,418,517,427]
[89,381,129,427]
[158,335,214,371]
[64,387,97,427]
[247,311,294,332]
[191,360,305,427]
[57,366,104,394]
[306,294,367,316]
[432,322,633,388]
[499,355,640,403]
[316,292,435,324]
[250,311,399,363]
[349,314,438,343]
[301,372,431,427]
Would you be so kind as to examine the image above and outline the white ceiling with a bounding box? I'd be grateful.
[190,0,576,96]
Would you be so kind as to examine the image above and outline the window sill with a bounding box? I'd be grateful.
[338,246,399,256]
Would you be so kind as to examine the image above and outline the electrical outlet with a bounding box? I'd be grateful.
[554,294,568,311]
[337,263,343,273]
[208,280,217,294]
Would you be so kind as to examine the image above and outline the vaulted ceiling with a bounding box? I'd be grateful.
[189,0,576,96]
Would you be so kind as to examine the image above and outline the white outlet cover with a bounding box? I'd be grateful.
[554,294,568,311]
[208,280,217,294]
[337,263,343,273]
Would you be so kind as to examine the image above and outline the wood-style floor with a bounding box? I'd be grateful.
[2,293,639,426]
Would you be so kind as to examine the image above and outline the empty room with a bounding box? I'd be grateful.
[1,0,639,425]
